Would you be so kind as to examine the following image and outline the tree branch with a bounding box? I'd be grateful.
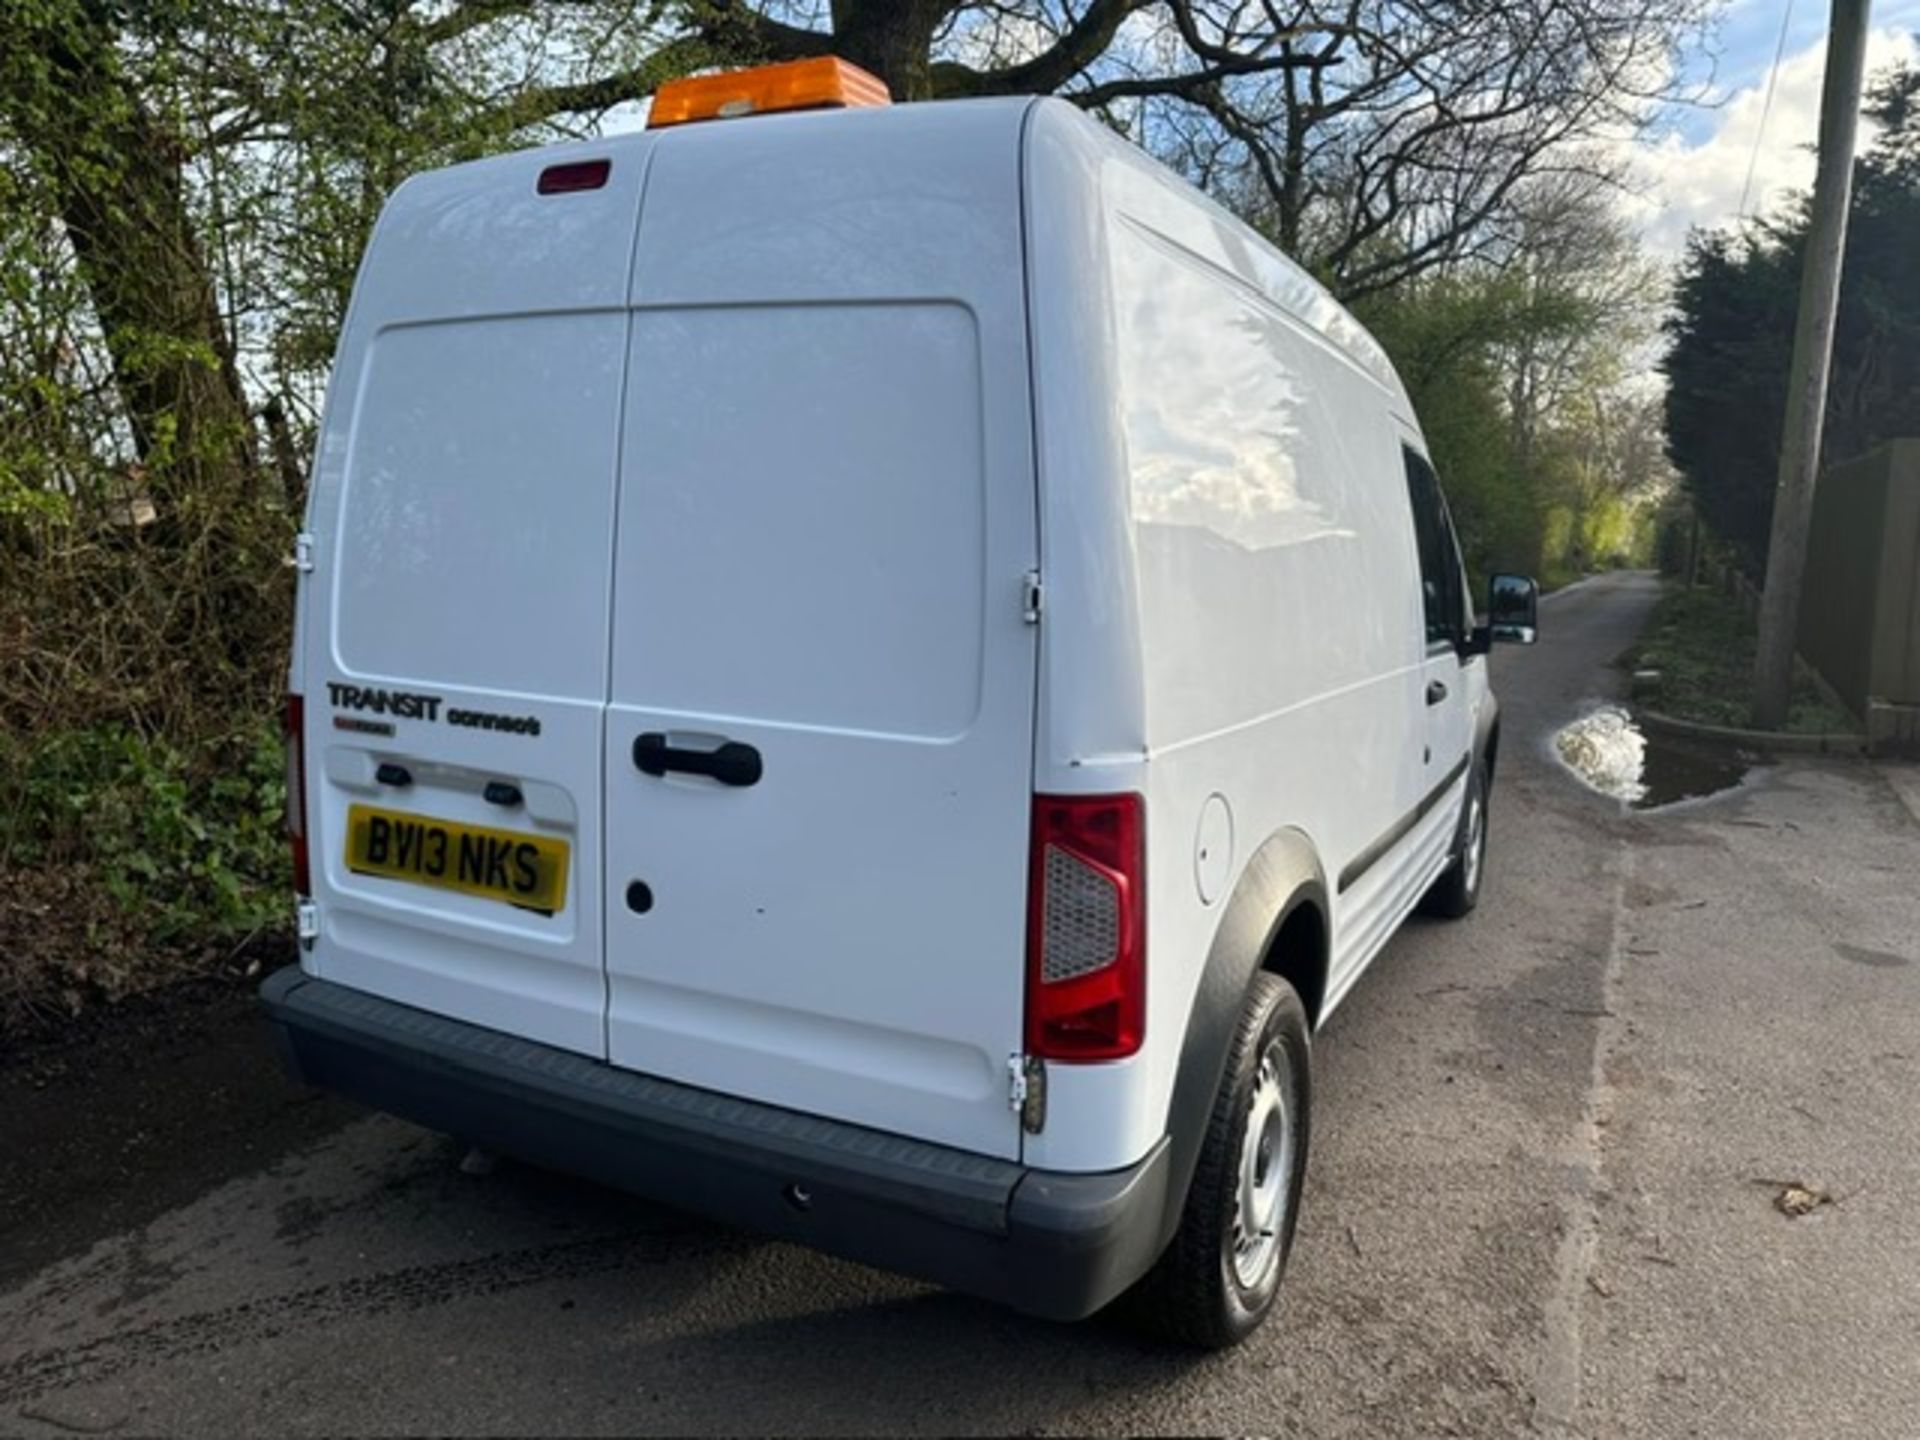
[680,0,836,62]
[476,35,712,130]
[934,0,1153,96]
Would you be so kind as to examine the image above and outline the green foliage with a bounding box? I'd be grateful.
[0,724,289,947]
[1579,491,1653,568]
[1352,259,1665,594]
[1353,274,1543,586]
[1630,586,1855,734]
[1662,233,1796,573]
[1651,504,1695,577]
[1665,62,1920,576]
[0,461,71,520]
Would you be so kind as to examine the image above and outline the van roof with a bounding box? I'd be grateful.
[1019,99,1405,405]
[393,94,1404,408]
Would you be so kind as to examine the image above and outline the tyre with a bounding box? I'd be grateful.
[1422,759,1489,919]
[1125,973,1312,1349]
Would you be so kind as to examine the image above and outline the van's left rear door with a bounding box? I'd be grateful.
[297,141,652,1058]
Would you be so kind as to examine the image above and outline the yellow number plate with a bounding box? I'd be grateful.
[345,804,570,913]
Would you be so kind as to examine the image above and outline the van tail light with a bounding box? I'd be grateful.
[284,694,311,897]
[1026,793,1145,1061]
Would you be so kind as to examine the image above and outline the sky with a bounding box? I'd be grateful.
[1622,0,1920,254]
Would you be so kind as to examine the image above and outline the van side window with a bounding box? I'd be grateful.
[1402,448,1465,649]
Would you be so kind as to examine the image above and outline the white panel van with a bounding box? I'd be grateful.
[264,59,1540,1348]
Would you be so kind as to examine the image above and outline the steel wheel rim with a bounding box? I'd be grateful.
[1462,785,1485,895]
[1230,1043,1293,1290]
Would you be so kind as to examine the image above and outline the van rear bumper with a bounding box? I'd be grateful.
[260,967,1171,1321]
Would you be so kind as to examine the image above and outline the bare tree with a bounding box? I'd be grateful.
[638,1,1711,298]
[1494,174,1665,476]
[287,1,1712,300]
[1122,0,1707,297]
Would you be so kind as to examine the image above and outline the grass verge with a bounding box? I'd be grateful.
[0,723,289,1031]
[1626,585,1858,735]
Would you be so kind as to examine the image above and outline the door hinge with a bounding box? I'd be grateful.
[296,899,320,950]
[1021,570,1043,624]
[1008,1053,1047,1134]
[291,531,315,573]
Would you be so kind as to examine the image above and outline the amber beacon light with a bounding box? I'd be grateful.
[646,56,891,129]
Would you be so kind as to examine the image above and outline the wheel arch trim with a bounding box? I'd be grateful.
[1160,827,1328,1247]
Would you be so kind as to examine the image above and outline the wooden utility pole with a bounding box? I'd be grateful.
[1752,0,1872,729]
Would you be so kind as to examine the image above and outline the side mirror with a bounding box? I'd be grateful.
[1485,572,1539,645]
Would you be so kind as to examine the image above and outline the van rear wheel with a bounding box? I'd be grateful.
[1124,973,1311,1349]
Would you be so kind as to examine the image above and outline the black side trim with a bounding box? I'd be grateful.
[1337,754,1469,894]
[261,968,1169,1321]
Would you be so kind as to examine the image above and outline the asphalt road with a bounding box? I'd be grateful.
[5,570,1919,1436]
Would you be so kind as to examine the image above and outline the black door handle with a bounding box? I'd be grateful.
[633,733,762,787]
[1426,679,1449,706]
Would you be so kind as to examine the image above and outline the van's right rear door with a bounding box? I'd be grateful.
[601,104,1040,1159]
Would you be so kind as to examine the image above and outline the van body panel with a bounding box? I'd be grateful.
[330,314,626,699]
[1021,101,1442,1172]
[297,137,654,1057]
[601,105,1039,1158]
[1019,107,1152,788]
[342,139,656,323]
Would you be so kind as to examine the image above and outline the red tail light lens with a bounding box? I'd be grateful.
[1026,793,1145,1060]
[285,694,311,897]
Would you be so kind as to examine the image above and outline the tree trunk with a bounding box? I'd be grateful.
[830,0,953,99]
[2,3,259,507]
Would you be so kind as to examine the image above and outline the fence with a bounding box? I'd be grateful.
[1799,439,1920,755]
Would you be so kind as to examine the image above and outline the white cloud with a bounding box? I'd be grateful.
[1621,26,1917,255]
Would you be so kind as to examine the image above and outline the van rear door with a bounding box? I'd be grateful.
[300,141,651,1058]
[602,106,1038,1158]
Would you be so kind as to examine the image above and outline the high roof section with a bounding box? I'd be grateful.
[1023,97,1409,413]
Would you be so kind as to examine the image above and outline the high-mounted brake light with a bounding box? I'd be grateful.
[285,694,311,897]
[537,159,611,194]
[646,56,890,130]
[1026,793,1145,1061]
